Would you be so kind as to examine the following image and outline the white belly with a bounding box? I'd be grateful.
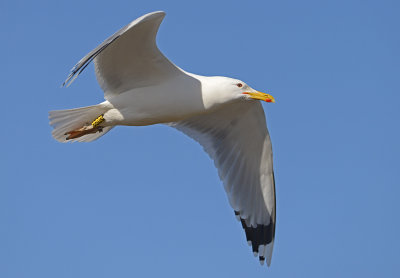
[103,75,207,126]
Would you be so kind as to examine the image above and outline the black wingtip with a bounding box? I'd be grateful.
[235,211,275,265]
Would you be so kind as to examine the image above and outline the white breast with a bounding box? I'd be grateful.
[104,74,208,126]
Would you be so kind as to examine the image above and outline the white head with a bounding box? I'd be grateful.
[202,76,275,107]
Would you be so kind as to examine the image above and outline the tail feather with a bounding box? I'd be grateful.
[49,104,113,142]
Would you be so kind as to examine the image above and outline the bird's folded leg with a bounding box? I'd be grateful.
[65,125,103,140]
[65,114,105,140]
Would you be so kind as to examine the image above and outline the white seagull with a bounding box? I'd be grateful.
[49,11,276,266]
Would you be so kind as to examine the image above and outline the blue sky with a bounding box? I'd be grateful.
[2,0,400,277]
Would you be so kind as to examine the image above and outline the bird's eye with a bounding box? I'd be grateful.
[237,83,243,88]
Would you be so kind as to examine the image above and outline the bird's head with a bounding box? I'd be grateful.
[233,80,275,103]
[210,77,275,103]
[202,76,275,108]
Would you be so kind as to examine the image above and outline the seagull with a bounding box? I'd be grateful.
[49,11,276,266]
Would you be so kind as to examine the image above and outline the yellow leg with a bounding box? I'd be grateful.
[65,114,105,140]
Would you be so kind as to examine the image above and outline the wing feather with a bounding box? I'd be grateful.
[170,101,276,266]
[62,11,183,99]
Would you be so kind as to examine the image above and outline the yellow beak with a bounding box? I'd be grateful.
[243,91,275,103]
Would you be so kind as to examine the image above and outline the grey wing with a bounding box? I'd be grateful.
[63,11,183,99]
[170,101,276,266]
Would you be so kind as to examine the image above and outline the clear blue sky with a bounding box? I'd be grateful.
[2,0,400,277]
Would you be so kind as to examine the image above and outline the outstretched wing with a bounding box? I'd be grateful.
[63,11,183,99]
[170,101,276,266]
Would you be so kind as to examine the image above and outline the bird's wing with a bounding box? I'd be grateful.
[62,11,183,99]
[169,101,276,266]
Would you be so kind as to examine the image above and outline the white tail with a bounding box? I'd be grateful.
[49,104,113,142]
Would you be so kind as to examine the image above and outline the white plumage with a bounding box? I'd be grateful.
[50,11,276,266]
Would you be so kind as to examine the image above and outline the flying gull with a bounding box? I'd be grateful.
[49,11,276,266]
